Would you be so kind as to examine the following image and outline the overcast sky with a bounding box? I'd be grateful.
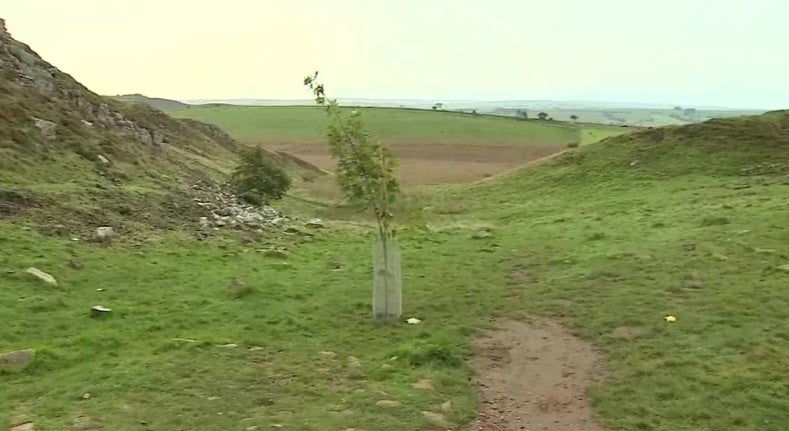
[4,0,788,109]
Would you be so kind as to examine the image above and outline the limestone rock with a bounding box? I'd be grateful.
[375,400,400,408]
[412,378,434,390]
[422,411,449,428]
[69,257,84,270]
[306,218,325,228]
[26,267,57,286]
[0,349,35,371]
[95,227,115,242]
[32,117,56,139]
[72,415,101,430]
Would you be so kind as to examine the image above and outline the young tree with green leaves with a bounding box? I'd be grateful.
[303,71,402,321]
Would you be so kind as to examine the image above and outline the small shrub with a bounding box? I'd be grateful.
[230,147,291,206]
[391,340,463,368]
[567,142,580,148]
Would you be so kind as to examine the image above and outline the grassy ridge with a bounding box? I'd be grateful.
[171,105,627,145]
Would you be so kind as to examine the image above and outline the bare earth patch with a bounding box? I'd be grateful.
[467,320,606,431]
[260,140,564,187]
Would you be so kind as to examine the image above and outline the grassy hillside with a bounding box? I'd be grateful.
[171,105,628,145]
[426,112,789,430]
[3,109,787,430]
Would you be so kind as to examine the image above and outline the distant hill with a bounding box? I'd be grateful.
[111,93,189,111]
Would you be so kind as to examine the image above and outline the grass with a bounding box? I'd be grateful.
[0,223,514,430]
[171,105,628,145]
[2,112,788,430]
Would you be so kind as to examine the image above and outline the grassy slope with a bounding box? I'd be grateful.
[434,112,789,430]
[171,105,627,145]
[2,113,787,430]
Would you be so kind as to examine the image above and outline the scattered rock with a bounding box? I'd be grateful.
[422,411,449,428]
[226,278,250,297]
[755,248,777,254]
[90,305,112,317]
[95,226,115,242]
[32,117,57,139]
[682,243,696,251]
[10,423,35,431]
[375,400,401,408]
[190,180,286,231]
[26,267,57,286]
[72,415,101,430]
[221,343,239,348]
[347,356,361,368]
[412,378,434,390]
[711,253,729,261]
[305,218,325,228]
[9,415,32,428]
[69,257,84,270]
[97,154,110,165]
[319,351,337,358]
[249,346,264,351]
[81,392,91,400]
[777,264,789,273]
[471,230,491,239]
[441,400,452,413]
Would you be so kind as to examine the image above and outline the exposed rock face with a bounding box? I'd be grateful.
[0,18,283,232]
[1,30,166,149]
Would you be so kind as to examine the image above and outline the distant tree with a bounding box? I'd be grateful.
[673,106,682,111]
[537,112,548,120]
[683,107,697,116]
[570,114,579,122]
[471,109,478,116]
[230,147,291,206]
[432,102,443,110]
[516,109,528,120]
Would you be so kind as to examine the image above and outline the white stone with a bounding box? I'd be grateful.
[26,267,57,286]
[96,226,115,240]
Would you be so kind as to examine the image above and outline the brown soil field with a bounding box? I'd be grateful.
[262,140,565,188]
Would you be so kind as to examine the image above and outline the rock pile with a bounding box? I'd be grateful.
[191,180,287,230]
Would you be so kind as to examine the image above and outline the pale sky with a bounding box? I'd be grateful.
[4,0,788,109]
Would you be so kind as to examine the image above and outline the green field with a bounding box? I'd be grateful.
[171,105,628,145]
[3,111,788,430]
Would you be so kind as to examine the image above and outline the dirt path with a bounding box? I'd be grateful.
[466,320,606,431]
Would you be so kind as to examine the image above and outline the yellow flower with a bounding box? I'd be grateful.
[665,315,677,322]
